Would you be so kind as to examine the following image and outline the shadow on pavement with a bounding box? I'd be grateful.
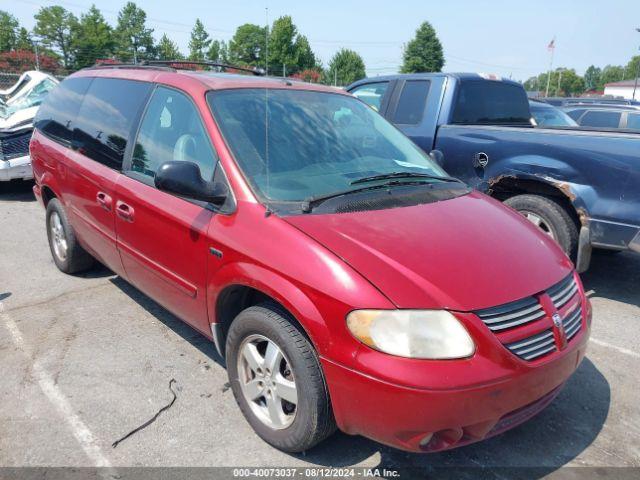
[582,251,640,308]
[109,276,225,368]
[0,180,35,202]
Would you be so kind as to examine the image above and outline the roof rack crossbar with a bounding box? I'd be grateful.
[146,60,265,76]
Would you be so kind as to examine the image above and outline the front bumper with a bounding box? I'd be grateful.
[0,154,33,181]
[322,308,590,453]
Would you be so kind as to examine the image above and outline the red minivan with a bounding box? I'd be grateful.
[30,64,591,453]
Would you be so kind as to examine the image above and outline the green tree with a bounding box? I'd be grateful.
[115,2,155,62]
[401,21,444,73]
[207,39,228,63]
[294,35,316,71]
[325,48,365,86]
[268,16,299,75]
[584,65,602,91]
[626,56,640,83]
[71,5,114,69]
[188,18,210,61]
[16,28,33,51]
[157,34,182,60]
[599,65,625,90]
[0,10,19,52]
[33,6,77,68]
[228,24,265,66]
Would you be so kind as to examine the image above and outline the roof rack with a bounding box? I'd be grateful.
[146,60,266,76]
[89,62,175,71]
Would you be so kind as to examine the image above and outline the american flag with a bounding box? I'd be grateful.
[547,38,556,51]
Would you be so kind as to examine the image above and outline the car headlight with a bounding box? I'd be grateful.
[346,310,475,359]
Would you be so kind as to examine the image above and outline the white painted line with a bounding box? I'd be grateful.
[1,302,112,468]
[590,337,640,359]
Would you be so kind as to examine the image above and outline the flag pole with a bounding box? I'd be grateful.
[545,37,555,97]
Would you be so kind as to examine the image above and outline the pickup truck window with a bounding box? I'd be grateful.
[393,80,430,125]
[627,113,640,130]
[351,82,388,112]
[580,110,622,129]
[451,80,531,126]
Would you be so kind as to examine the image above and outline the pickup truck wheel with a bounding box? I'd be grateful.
[226,303,336,452]
[46,198,94,274]
[504,194,578,258]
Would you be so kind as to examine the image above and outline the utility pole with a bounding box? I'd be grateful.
[283,63,286,77]
[557,68,563,96]
[633,28,640,101]
[334,69,337,86]
[33,40,40,71]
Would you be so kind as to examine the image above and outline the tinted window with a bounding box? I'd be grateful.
[350,82,388,112]
[73,78,152,170]
[131,86,217,181]
[627,113,640,130]
[34,77,92,144]
[452,80,531,125]
[579,110,622,129]
[393,80,430,124]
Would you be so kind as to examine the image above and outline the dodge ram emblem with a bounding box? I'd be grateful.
[552,312,563,329]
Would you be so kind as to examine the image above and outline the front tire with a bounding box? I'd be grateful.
[226,303,336,452]
[504,194,578,258]
[46,198,94,274]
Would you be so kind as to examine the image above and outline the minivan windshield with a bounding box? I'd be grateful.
[208,88,451,203]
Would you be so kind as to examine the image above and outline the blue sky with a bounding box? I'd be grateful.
[5,0,640,81]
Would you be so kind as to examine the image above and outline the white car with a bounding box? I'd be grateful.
[0,71,59,181]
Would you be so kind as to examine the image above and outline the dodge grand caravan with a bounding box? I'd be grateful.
[30,64,591,453]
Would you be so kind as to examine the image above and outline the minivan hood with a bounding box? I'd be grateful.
[284,191,572,311]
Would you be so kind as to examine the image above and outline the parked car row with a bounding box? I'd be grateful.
[30,63,592,455]
[0,71,58,182]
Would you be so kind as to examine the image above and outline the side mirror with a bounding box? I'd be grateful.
[428,149,445,167]
[155,161,228,205]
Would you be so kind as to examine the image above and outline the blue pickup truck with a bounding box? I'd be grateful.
[347,73,640,271]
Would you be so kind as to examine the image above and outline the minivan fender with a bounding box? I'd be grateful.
[207,261,333,356]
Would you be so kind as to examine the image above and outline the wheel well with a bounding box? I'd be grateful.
[41,185,56,206]
[214,285,311,358]
[489,177,581,228]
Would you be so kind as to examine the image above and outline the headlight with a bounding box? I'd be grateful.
[346,310,475,359]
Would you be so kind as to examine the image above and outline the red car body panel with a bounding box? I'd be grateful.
[30,68,591,453]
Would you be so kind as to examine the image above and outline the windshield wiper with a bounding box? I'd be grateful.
[301,179,448,213]
[350,171,463,185]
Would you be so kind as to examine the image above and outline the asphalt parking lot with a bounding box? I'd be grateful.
[1,180,639,476]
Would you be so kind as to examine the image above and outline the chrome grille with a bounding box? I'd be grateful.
[475,273,583,362]
[563,306,582,341]
[548,274,578,310]
[475,296,545,332]
[505,328,556,361]
[0,130,32,161]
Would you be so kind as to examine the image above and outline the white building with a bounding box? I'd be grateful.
[604,78,640,100]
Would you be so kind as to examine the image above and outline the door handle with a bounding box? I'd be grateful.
[96,191,113,211]
[116,201,134,222]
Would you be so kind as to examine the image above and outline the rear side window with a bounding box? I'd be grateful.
[451,80,531,126]
[580,110,622,129]
[565,109,586,121]
[350,82,388,112]
[627,113,640,130]
[393,80,430,124]
[34,77,92,145]
[73,78,152,170]
[131,86,217,181]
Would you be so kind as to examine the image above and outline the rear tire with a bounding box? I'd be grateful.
[504,194,578,258]
[46,198,94,274]
[226,303,336,452]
